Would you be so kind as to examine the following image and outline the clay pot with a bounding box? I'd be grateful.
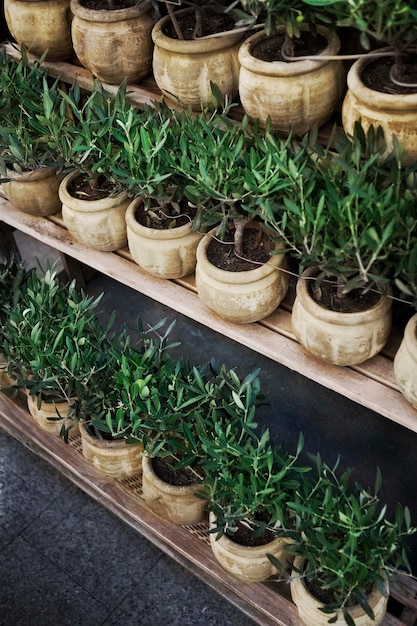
[2,167,65,216]
[394,313,417,410]
[70,0,156,84]
[4,0,73,61]
[79,422,143,479]
[195,226,289,324]
[238,26,345,135]
[125,197,203,279]
[342,51,417,167]
[141,455,207,525]
[152,8,243,110]
[290,557,388,626]
[209,513,287,582]
[291,267,392,366]
[27,393,79,436]
[0,353,14,389]
[59,171,130,251]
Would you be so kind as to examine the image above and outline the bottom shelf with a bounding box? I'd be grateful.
[0,390,416,626]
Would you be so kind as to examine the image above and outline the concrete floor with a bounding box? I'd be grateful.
[1,232,417,625]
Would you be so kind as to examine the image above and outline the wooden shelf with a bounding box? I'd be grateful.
[0,389,416,626]
[1,197,416,434]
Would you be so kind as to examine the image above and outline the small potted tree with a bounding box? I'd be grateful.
[272,454,416,626]
[237,0,345,134]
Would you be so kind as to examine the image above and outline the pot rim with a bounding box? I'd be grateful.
[125,196,196,239]
[208,512,286,556]
[238,25,341,77]
[346,48,417,109]
[70,0,153,22]
[142,454,204,495]
[79,420,142,450]
[151,7,243,52]
[59,170,129,211]
[295,267,392,326]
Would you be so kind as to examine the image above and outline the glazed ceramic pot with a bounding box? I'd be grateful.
[291,267,392,366]
[4,0,73,61]
[209,513,287,582]
[290,557,388,626]
[125,197,203,279]
[79,422,143,479]
[27,393,78,436]
[2,167,65,216]
[70,0,156,84]
[195,226,289,324]
[141,455,207,525]
[59,170,130,251]
[394,313,417,409]
[152,8,243,110]
[238,26,345,135]
[342,50,417,167]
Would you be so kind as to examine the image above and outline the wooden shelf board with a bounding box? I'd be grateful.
[0,391,412,626]
[1,197,416,433]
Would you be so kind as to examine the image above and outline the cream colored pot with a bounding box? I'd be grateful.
[2,167,65,217]
[290,557,388,626]
[209,513,287,582]
[141,455,207,525]
[4,0,73,61]
[59,171,130,251]
[152,8,243,110]
[27,393,79,436]
[195,227,289,324]
[79,422,143,479]
[238,26,345,135]
[342,51,417,167]
[291,268,392,366]
[70,0,156,84]
[125,197,203,279]
[394,313,417,410]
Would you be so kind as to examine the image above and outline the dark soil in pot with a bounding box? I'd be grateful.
[305,576,373,606]
[251,32,328,62]
[80,0,138,9]
[226,516,276,547]
[362,54,417,95]
[134,197,196,229]
[309,277,381,313]
[163,7,236,40]
[207,227,275,272]
[68,174,119,201]
[152,456,203,487]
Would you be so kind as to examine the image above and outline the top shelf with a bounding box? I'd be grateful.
[1,196,416,434]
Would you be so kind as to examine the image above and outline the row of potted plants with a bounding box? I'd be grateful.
[1,49,417,393]
[0,256,415,626]
[3,0,417,163]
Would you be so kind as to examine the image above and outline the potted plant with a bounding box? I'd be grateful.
[236,0,345,134]
[177,111,292,323]
[259,125,400,366]
[272,454,416,626]
[338,0,417,165]
[0,51,67,215]
[111,101,204,278]
[4,0,74,61]
[2,263,109,436]
[151,0,244,110]
[200,375,308,582]
[70,0,157,84]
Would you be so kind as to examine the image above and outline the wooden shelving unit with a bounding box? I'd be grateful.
[1,41,417,626]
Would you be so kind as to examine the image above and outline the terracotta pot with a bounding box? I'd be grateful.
[209,513,287,582]
[291,267,392,366]
[59,171,130,251]
[4,0,73,61]
[125,197,203,279]
[141,455,207,525]
[27,392,79,436]
[70,0,156,84]
[342,51,417,167]
[238,26,345,134]
[0,353,14,389]
[290,557,388,626]
[79,421,143,479]
[2,167,65,216]
[152,8,243,110]
[195,226,289,324]
[394,313,417,410]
